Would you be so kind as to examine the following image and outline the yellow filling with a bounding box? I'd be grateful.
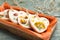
[24,16,28,19]
[32,16,36,18]
[19,16,23,18]
[19,16,28,19]
[20,19,26,24]
[34,22,45,29]
[32,20,34,22]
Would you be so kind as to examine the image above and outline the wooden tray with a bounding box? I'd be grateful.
[0,2,57,40]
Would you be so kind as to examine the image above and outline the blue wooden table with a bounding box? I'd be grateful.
[0,0,60,40]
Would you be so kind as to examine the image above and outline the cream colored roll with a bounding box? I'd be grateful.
[30,16,49,33]
[18,11,30,28]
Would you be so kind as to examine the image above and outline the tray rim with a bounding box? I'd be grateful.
[0,2,57,40]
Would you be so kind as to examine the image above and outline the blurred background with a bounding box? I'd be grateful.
[0,0,60,40]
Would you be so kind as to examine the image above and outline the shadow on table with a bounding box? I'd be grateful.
[0,28,26,40]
